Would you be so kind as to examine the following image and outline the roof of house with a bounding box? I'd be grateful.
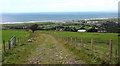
[78,29,86,32]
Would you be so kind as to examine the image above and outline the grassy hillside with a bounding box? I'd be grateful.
[42,31,118,64]
[43,31,118,45]
[2,31,38,64]
[2,30,29,42]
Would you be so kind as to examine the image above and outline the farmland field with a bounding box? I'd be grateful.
[41,31,119,64]
[1,30,30,64]
[1,30,119,64]
[2,30,30,42]
[42,31,118,46]
[1,18,119,64]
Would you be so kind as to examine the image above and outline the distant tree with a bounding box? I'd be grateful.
[64,27,70,31]
[87,28,98,32]
[118,22,120,33]
[30,24,38,33]
[80,26,85,29]
[100,21,118,33]
[64,27,77,32]
[72,27,77,32]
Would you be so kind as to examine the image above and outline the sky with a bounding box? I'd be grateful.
[0,0,119,13]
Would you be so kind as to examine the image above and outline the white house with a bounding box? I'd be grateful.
[98,31,107,33]
[77,29,87,32]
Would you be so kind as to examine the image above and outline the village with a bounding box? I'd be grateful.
[2,18,119,33]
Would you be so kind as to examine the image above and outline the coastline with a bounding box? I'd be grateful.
[0,17,118,25]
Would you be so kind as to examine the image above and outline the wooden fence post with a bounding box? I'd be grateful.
[67,37,69,43]
[3,40,6,52]
[19,38,21,42]
[81,38,83,47]
[74,37,77,47]
[8,40,11,50]
[18,38,19,43]
[71,37,73,44]
[109,39,112,60]
[14,36,16,46]
[91,38,93,53]
[91,38,93,50]
[66,37,68,42]
[75,37,76,42]
[14,37,16,47]
[115,49,118,60]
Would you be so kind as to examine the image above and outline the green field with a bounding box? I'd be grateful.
[1,30,119,64]
[1,30,36,64]
[2,30,30,42]
[43,31,118,45]
[1,18,119,64]
[42,31,118,64]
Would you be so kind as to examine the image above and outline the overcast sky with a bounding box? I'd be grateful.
[0,0,119,13]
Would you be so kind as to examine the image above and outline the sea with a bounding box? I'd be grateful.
[0,12,118,24]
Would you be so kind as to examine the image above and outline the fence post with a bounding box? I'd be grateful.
[8,40,12,50]
[14,36,16,46]
[68,37,70,42]
[18,38,19,43]
[75,37,76,42]
[3,40,6,53]
[91,38,93,53]
[81,38,83,47]
[71,37,73,44]
[66,37,68,43]
[74,37,77,47]
[8,40,11,50]
[115,49,118,60]
[109,39,112,60]
[67,37,69,43]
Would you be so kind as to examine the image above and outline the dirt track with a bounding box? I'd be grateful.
[27,32,84,64]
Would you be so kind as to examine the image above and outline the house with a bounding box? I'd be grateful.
[55,26,65,31]
[98,31,107,33]
[77,29,87,32]
[56,28,64,31]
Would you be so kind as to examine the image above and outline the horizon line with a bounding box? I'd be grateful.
[1,11,118,13]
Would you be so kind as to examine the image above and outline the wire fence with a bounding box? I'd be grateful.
[2,31,119,63]
[47,32,119,63]
[2,34,30,54]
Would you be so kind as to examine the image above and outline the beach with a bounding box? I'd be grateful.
[0,17,118,25]
[1,12,117,24]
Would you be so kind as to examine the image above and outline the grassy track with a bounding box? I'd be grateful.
[27,32,84,64]
[42,31,118,64]
[3,31,85,64]
[2,30,119,64]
